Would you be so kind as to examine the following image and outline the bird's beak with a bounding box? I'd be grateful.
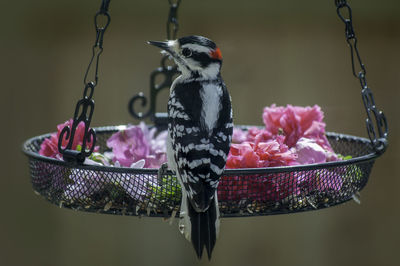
[147,40,173,55]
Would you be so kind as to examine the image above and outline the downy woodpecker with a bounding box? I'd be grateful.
[148,35,233,259]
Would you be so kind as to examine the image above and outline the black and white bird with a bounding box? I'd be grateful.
[148,35,233,259]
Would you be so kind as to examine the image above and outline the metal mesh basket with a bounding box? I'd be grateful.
[23,125,380,218]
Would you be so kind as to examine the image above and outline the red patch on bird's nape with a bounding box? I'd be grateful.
[210,47,222,60]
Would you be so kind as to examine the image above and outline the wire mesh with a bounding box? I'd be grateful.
[23,126,378,217]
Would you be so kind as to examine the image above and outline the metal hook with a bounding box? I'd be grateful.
[58,0,111,163]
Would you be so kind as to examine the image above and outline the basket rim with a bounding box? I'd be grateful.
[22,125,381,175]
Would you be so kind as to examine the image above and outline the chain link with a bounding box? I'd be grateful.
[167,0,181,40]
[335,1,366,79]
[58,0,111,163]
[84,1,111,86]
[335,0,388,153]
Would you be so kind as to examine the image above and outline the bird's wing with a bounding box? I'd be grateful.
[169,88,232,211]
[171,125,228,212]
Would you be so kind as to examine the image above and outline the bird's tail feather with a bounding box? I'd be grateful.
[188,196,219,260]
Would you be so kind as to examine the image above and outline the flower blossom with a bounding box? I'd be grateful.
[226,135,298,169]
[295,137,338,164]
[222,104,344,202]
[218,173,303,202]
[39,119,97,160]
[106,123,167,168]
[263,104,333,151]
[232,127,273,144]
[64,159,157,201]
[298,168,344,193]
[229,105,338,168]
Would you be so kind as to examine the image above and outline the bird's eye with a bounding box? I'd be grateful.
[182,48,192,57]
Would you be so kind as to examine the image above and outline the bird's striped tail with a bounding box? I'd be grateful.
[187,193,220,260]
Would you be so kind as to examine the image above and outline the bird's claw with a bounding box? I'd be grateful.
[157,162,169,182]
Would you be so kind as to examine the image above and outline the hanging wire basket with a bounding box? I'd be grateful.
[22,0,388,218]
[23,126,383,217]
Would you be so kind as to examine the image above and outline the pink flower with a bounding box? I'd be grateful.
[106,123,167,168]
[218,175,262,202]
[39,135,62,160]
[39,119,96,160]
[296,137,339,164]
[299,169,344,193]
[262,172,302,201]
[232,128,248,144]
[316,170,344,191]
[255,135,298,167]
[57,120,88,151]
[232,127,273,144]
[218,172,302,202]
[295,137,328,164]
[63,157,158,201]
[226,135,298,169]
[148,130,168,168]
[107,125,149,167]
[263,104,332,150]
[227,142,260,168]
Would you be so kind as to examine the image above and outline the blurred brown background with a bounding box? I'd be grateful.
[1,0,399,265]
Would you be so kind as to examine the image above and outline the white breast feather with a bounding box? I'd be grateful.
[200,84,222,132]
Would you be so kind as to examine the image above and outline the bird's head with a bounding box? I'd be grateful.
[148,35,223,79]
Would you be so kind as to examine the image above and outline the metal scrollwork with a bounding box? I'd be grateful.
[129,56,178,121]
[335,0,388,153]
[129,0,181,125]
[58,83,97,163]
[58,0,111,163]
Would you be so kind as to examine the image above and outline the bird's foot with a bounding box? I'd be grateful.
[157,162,169,182]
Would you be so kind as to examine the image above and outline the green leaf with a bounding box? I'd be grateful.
[149,175,182,203]
[337,154,353,160]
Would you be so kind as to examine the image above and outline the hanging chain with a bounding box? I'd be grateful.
[335,0,388,153]
[167,0,181,40]
[83,0,111,86]
[58,0,111,163]
[129,0,181,127]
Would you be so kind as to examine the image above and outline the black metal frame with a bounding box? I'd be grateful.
[23,127,379,217]
[25,129,378,175]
